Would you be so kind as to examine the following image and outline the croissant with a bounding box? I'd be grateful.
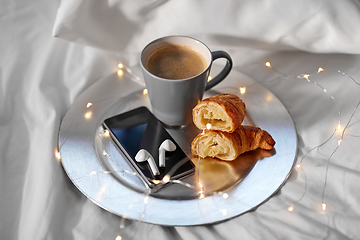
[191,125,275,161]
[192,94,246,133]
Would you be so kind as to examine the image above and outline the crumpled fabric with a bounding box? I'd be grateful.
[1,0,360,239]
[53,0,360,54]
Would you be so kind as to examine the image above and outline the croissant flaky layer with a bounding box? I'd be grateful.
[191,125,276,161]
[192,94,246,133]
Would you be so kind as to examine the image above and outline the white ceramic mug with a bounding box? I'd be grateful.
[140,36,232,126]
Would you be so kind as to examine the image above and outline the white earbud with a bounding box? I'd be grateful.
[135,149,160,176]
[159,139,177,167]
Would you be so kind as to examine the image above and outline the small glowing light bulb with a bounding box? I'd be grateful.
[318,67,324,73]
[223,193,229,199]
[199,192,205,199]
[115,236,122,240]
[338,139,342,146]
[266,93,273,102]
[288,205,294,212]
[103,150,107,156]
[206,123,212,130]
[296,164,301,168]
[84,111,92,119]
[152,180,161,185]
[117,69,124,76]
[322,203,327,211]
[143,89,148,95]
[265,62,271,68]
[239,87,246,94]
[55,150,61,160]
[86,102,92,108]
[198,182,204,198]
[118,63,124,69]
[104,129,110,137]
[144,196,149,204]
[220,209,227,216]
[208,76,212,82]
[162,175,170,183]
[303,74,310,80]
[337,123,341,130]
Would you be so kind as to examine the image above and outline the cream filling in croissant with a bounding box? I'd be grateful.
[196,134,235,161]
[198,105,231,131]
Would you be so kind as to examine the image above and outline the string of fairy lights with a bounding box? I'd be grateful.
[55,61,360,240]
[265,61,360,212]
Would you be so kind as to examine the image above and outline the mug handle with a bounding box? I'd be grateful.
[205,51,233,91]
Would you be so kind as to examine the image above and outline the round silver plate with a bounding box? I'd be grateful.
[58,64,297,226]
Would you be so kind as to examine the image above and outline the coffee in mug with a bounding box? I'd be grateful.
[145,45,207,80]
[141,36,232,126]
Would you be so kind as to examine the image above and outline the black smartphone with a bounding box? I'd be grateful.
[102,107,195,188]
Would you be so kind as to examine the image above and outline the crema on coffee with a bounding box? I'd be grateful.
[145,45,207,80]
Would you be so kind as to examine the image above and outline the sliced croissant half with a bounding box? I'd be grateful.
[192,94,246,133]
[191,125,275,161]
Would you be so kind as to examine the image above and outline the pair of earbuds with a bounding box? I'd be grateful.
[134,139,176,176]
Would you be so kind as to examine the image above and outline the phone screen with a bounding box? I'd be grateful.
[103,107,195,187]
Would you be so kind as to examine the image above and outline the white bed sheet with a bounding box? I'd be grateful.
[1,0,360,239]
